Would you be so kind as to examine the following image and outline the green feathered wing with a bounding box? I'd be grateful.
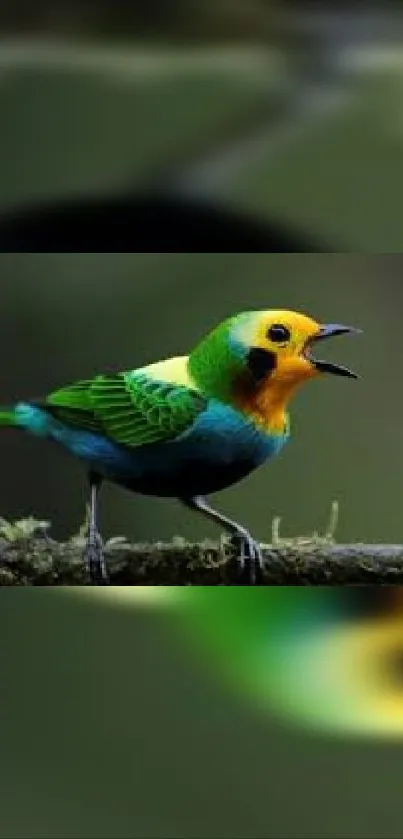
[41,371,207,448]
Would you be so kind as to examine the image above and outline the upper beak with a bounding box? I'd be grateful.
[305,323,361,379]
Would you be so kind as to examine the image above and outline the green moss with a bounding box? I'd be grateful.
[0,503,400,585]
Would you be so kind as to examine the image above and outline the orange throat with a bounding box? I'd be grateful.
[234,375,305,434]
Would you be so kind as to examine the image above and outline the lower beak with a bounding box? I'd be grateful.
[305,323,361,379]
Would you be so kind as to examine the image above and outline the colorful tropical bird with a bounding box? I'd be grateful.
[0,310,359,585]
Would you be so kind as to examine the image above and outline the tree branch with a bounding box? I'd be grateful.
[2,527,403,585]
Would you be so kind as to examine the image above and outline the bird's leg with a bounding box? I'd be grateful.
[83,471,109,585]
[181,495,264,585]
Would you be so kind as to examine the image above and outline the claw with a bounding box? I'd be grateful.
[325,500,339,542]
[271,516,282,546]
[232,532,264,585]
[83,532,109,584]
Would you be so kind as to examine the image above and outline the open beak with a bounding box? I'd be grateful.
[304,323,361,379]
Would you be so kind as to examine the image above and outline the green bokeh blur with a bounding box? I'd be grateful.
[2,24,403,249]
[0,60,277,208]
[0,588,402,839]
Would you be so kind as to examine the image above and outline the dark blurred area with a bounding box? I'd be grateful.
[0,189,330,251]
[0,0,280,42]
[0,0,399,43]
[1,0,403,249]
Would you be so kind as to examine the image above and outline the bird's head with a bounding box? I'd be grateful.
[232,309,360,388]
[189,310,360,415]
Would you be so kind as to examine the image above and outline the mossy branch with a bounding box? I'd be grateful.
[1,505,403,585]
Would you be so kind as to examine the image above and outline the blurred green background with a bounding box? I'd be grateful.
[2,1,403,248]
[1,588,403,839]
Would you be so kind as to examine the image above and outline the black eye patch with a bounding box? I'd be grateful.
[268,324,291,343]
[247,348,277,383]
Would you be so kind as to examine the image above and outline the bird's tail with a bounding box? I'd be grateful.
[0,403,50,436]
[0,406,18,427]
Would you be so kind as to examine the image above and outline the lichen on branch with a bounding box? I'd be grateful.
[0,504,403,585]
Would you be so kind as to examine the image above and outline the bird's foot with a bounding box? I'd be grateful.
[83,531,109,585]
[231,531,264,585]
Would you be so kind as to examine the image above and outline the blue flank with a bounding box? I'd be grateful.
[14,400,290,497]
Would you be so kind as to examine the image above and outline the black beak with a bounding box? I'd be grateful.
[305,323,361,379]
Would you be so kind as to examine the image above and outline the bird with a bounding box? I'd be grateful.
[0,309,360,585]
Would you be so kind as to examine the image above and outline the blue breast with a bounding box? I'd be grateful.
[16,400,289,497]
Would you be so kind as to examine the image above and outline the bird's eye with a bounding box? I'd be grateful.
[268,324,291,343]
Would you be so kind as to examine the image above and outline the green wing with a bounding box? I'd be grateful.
[42,371,207,447]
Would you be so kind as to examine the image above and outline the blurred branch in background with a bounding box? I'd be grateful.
[1,2,403,248]
[0,1,281,43]
[0,189,332,251]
